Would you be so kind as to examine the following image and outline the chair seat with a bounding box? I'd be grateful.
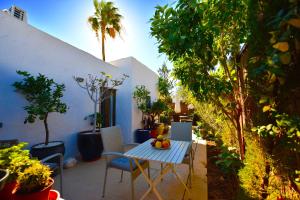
[109,157,146,171]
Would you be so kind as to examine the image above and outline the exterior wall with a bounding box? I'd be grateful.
[0,11,131,159]
[111,57,158,142]
[0,11,158,158]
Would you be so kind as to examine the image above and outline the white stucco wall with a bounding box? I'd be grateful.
[0,11,157,158]
[0,11,120,159]
[111,57,158,142]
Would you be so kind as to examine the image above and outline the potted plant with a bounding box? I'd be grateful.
[133,85,154,143]
[0,143,33,200]
[13,159,53,200]
[0,169,9,191]
[74,72,128,161]
[13,71,68,161]
[0,143,55,200]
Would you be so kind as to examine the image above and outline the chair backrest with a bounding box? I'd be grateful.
[170,122,192,141]
[0,139,19,149]
[101,126,124,153]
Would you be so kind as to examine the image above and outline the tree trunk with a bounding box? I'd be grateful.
[93,91,98,134]
[44,114,49,145]
[101,32,106,61]
[236,111,245,160]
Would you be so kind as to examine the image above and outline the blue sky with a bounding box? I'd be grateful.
[0,0,174,72]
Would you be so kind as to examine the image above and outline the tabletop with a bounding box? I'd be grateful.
[124,139,191,164]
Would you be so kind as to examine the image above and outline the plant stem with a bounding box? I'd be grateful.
[44,114,49,145]
[93,90,98,134]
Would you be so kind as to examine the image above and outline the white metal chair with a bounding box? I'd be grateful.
[101,126,150,200]
[162,122,193,188]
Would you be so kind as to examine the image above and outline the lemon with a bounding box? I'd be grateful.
[157,135,164,140]
[155,141,162,148]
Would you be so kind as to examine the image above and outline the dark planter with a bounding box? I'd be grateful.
[77,130,103,161]
[30,141,65,163]
[135,129,151,143]
[0,169,9,191]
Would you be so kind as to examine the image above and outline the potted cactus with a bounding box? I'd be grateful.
[13,160,53,200]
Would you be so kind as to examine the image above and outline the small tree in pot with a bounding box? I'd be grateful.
[74,72,128,161]
[13,71,68,159]
[133,85,152,129]
[133,85,157,142]
[74,72,128,133]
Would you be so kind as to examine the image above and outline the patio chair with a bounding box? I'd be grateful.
[101,126,150,200]
[160,122,193,188]
[0,139,64,196]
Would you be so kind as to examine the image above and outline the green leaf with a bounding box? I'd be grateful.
[259,97,268,104]
[263,105,271,112]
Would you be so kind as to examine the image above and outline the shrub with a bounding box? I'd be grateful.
[0,143,31,182]
[16,160,52,193]
[238,136,269,199]
[215,146,242,175]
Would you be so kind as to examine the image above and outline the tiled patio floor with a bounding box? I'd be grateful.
[53,140,207,200]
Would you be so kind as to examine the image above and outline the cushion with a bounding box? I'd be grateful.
[109,157,146,171]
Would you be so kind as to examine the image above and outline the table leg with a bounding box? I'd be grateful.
[171,164,191,196]
[133,159,163,200]
[133,159,191,200]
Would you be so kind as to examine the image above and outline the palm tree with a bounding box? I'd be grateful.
[88,0,122,61]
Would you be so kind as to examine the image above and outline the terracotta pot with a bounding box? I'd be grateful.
[49,190,60,200]
[14,178,54,200]
[150,129,158,138]
[0,169,9,191]
[0,181,17,200]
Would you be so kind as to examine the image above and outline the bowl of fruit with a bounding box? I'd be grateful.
[151,135,171,150]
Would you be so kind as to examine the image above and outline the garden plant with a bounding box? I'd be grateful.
[151,0,300,199]
[13,71,68,145]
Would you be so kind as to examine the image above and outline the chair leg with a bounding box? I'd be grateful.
[59,155,63,197]
[191,150,195,173]
[120,170,124,183]
[147,166,151,187]
[189,156,192,188]
[160,163,163,181]
[60,168,63,197]
[147,166,150,179]
[102,166,108,198]
[131,174,134,200]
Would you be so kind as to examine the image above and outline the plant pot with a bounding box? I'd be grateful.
[78,130,103,161]
[150,129,158,138]
[14,178,54,200]
[135,129,151,143]
[30,141,65,163]
[49,190,60,200]
[0,169,9,191]
[0,181,17,200]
